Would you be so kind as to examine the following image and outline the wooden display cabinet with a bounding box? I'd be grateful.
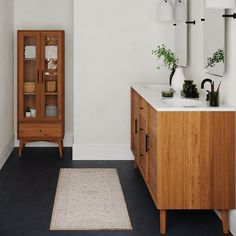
[17,30,65,158]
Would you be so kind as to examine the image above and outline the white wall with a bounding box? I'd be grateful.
[0,0,15,169]
[73,0,174,159]
[14,0,74,146]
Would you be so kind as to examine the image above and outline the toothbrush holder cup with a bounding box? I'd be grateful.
[209,92,219,107]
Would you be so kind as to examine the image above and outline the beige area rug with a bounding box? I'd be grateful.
[50,168,132,230]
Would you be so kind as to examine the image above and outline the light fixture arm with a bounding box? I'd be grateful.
[185,20,196,25]
[158,0,174,22]
[222,13,236,19]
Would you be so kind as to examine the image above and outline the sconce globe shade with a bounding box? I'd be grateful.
[206,0,235,9]
[158,0,174,22]
[175,0,187,22]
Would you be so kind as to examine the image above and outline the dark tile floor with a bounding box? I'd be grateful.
[0,147,232,236]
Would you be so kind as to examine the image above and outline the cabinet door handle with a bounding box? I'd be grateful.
[135,119,138,134]
[140,107,144,110]
[41,70,44,83]
[37,70,40,83]
[146,134,149,152]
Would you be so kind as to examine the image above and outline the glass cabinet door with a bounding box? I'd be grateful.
[18,32,40,121]
[40,32,63,121]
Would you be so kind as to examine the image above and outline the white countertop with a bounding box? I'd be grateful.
[131,83,235,112]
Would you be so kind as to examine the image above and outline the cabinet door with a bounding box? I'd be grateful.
[18,32,41,121]
[40,32,64,121]
[147,105,157,199]
[131,89,140,162]
[139,98,148,180]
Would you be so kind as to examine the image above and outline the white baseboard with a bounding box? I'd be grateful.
[14,132,74,147]
[0,136,15,169]
[73,144,134,160]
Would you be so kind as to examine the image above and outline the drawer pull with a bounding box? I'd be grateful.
[140,107,144,110]
[135,119,138,134]
[146,134,149,152]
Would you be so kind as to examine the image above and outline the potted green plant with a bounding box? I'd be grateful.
[152,44,179,86]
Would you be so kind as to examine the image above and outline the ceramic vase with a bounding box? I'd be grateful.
[171,67,186,96]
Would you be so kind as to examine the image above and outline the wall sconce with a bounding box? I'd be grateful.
[158,0,174,22]
[206,0,236,19]
[175,0,187,22]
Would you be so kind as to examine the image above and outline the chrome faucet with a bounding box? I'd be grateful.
[201,78,212,101]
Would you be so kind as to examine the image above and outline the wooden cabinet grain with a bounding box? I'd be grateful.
[147,105,158,201]
[17,30,65,158]
[131,88,235,234]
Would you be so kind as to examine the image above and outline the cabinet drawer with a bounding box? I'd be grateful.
[19,123,63,139]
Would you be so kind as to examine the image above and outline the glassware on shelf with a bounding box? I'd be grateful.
[24,46,36,60]
[30,108,36,117]
[46,104,58,117]
[25,107,31,117]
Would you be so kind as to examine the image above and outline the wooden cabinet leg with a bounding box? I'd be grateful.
[58,140,63,159]
[134,160,137,169]
[160,210,167,234]
[18,140,24,158]
[221,210,229,234]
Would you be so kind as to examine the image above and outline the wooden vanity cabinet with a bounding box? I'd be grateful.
[130,88,235,234]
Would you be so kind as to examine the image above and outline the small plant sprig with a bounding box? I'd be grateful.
[152,44,179,71]
[206,49,224,68]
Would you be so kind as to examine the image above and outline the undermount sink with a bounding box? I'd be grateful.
[163,98,203,107]
[142,84,170,90]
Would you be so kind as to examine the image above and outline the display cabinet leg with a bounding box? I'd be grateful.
[134,160,137,169]
[58,140,63,159]
[221,210,229,234]
[18,140,24,158]
[160,209,167,234]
